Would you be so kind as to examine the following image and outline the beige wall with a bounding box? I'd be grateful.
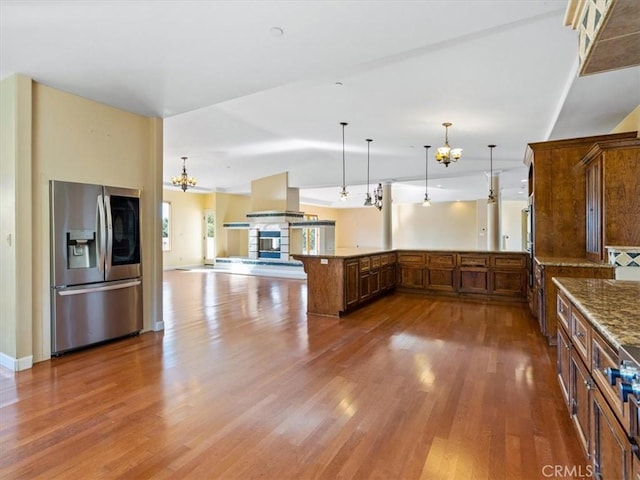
[611,104,640,135]
[0,75,163,368]
[0,75,32,368]
[250,172,290,211]
[300,199,526,251]
[162,189,206,268]
[215,193,251,257]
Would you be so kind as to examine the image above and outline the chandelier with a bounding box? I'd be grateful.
[423,145,431,206]
[339,122,349,201]
[487,144,497,204]
[364,139,373,206]
[171,156,197,192]
[435,122,462,167]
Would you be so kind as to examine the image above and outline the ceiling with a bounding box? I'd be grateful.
[2,0,639,207]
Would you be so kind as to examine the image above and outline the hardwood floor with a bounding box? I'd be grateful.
[1,270,588,479]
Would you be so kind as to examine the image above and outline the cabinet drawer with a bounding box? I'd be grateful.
[428,253,455,267]
[492,255,526,268]
[388,253,397,264]
[458,254,488,267]
[570,307,591,366]
[557,292,570,332]
[359,257,370,272]
[380,254,389,266]
[371,255,381,269]
[398,252,425,265]
[591,331,627,429]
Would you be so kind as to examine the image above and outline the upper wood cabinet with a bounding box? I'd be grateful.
[582,138,640,262]
[525,131,638,259]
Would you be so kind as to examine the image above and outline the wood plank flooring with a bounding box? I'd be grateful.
[0,270,588,479]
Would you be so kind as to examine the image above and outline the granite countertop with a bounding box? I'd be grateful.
[552,277,640,349]
[535,256,613,268]
[295,249,529,260]
[293,248,394,259]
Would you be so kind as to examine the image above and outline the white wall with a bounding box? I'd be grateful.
[501,200,528,251]
[393,201,479,250]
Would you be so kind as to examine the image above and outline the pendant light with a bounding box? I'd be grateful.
[423,145,431,206]
[373,183,383,211]
[435,122,462,167]
[487,144,497,204]
[364,139,373,206]
[339,122,348,201]
[171,156,197,192]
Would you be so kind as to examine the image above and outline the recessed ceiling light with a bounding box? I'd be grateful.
[270,27,284,37]
[520,179,527,183]
[436,184,442,188]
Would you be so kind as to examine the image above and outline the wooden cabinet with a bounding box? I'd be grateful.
[396,251,528,301]
[582,138,640,262]
[557,322,571,409]
[592,388,633,480]
[525,131,637,259]
[633,452,640,480]
[345,260,359,308]
[359,257,371,301]
[490,254,527,296]
[397,252,425,289]
[525,132,637,339]
[556,289,637,479]
[295,251,396,317]
[426,253,456,291]
[571,346,592,458]
[380,253,396,291]
[458,254,488,294]
[534,259,614,345]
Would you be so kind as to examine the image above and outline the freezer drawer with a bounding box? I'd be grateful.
[52,279,143,354]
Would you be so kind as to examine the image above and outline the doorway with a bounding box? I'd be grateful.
[204,210,215,265]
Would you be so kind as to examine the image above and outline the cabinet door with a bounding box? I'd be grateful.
[360,273,371,300]
[369,270,380,295]
[399,266,425,288]
[571,351,592,459]
[345,260,359,308]
[592,388,632,480]
[557,325,571,411]
[632,451,640,480]
[586,159,602,261]
[491,269,525,296]
[537,286,545,338]
[459,267,488,293]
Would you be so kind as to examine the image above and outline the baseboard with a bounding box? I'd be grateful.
[153,321,165,331]
[0,352,33,371]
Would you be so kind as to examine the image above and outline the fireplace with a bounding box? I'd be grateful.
[258,231,281,259]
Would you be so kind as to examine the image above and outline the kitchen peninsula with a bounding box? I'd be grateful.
[293,249,529,317]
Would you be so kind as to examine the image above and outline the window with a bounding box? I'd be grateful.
[162,201,171,251]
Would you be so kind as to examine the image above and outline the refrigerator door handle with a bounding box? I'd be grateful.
[57,280,141,296]
[97,194,106,273]
[105,193,113,276]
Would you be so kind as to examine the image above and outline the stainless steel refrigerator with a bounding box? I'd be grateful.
[50,180,143,355]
